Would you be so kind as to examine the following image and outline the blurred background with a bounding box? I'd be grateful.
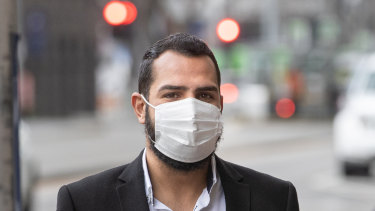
[2,0,375,210]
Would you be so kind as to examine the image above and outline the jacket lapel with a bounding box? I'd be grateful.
[116,151,149,211]
[216,156,251,211]
[114,152,251,211]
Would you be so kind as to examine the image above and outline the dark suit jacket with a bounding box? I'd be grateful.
[57,152,299,211]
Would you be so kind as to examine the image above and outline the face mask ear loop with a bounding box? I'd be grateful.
[141,94,157,144]
[147,134,156,145]
[140,94,156,109]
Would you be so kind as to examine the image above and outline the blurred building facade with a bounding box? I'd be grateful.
[21,0,375,117]
[22,0,98,116]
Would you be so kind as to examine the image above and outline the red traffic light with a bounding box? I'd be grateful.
[216,18,240,43]
[103,1,137,26]
[275,98,295,118]
[122,1,137,25]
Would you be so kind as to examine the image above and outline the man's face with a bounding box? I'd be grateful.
[147,50,222,119]
[145,50,223,170]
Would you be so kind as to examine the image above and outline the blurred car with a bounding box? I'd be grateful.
[333,54,375,176]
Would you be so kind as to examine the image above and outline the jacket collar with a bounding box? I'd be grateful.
[115,152,251,211]
[215,155,251,211]
[116,151,149,211]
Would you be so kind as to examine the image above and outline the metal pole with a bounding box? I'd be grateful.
[0,0,21,209]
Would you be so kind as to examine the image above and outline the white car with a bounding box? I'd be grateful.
[333,54,375,176]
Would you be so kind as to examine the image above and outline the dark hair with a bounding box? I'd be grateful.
[138,33,221,99]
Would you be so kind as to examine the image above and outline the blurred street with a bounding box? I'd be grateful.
[24,109,375,211]
[2,0,375,210]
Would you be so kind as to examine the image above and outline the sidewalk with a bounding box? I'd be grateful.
[24,109,144,179]
[222,116,332,148]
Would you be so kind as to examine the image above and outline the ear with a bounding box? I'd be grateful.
[220,94,224,113]
[131,92,146,124]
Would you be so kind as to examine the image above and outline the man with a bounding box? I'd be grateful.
[57,33,299,211]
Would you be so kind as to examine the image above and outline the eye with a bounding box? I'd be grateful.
[198,93,214,101]
[163,92,180,99]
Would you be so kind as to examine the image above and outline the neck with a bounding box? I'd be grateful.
[146,145,209,210]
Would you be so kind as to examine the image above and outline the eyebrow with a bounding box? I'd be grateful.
[158,85,218,92]
[158,85,188,92]
[195,86,219,92]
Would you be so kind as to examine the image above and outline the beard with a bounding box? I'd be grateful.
[145,104,213,171]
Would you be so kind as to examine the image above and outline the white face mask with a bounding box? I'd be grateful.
[141,95,223,163]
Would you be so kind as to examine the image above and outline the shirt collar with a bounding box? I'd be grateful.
[142,148,155,206]
[207,154,217,192]
[142,148,218,206]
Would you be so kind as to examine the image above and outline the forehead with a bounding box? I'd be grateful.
[150,50,218,90]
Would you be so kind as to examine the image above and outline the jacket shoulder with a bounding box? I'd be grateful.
[67,164,128,191]
[219,158,291,187]
[217,158,299,210]
[57,164,129,210]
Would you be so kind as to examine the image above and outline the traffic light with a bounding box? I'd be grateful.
[122,1,137,25]
[275,98,295,118]
[103,1,137,26]
[216,18,240,43]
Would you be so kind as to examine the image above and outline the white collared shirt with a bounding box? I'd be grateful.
[142,148,226,211]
